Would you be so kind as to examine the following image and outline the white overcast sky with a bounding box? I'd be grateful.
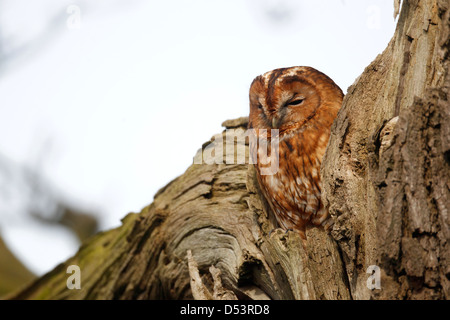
[0,0,397,275]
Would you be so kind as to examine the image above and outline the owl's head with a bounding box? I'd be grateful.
[248,66,343,136]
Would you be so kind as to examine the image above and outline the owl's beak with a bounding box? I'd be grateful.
[272,117,280,129]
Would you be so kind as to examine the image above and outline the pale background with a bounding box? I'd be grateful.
[0,0,397,275]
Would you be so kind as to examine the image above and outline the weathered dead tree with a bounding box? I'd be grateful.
[12,0,449,300]
[322,0,449,299]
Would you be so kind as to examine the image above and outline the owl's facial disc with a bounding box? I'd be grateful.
[248,68,333,134]
[271,81,320,133]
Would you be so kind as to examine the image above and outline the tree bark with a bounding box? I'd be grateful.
[12,0,449,300]
[322,0,449,299]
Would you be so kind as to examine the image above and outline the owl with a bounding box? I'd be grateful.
[248,66,343,242]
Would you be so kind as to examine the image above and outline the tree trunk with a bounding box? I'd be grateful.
[12,0,449,300]
[322,0,449,299]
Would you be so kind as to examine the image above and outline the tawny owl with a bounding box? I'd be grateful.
[248,66,343,242]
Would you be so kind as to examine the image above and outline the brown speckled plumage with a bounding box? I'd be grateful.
[248,66,343,241]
